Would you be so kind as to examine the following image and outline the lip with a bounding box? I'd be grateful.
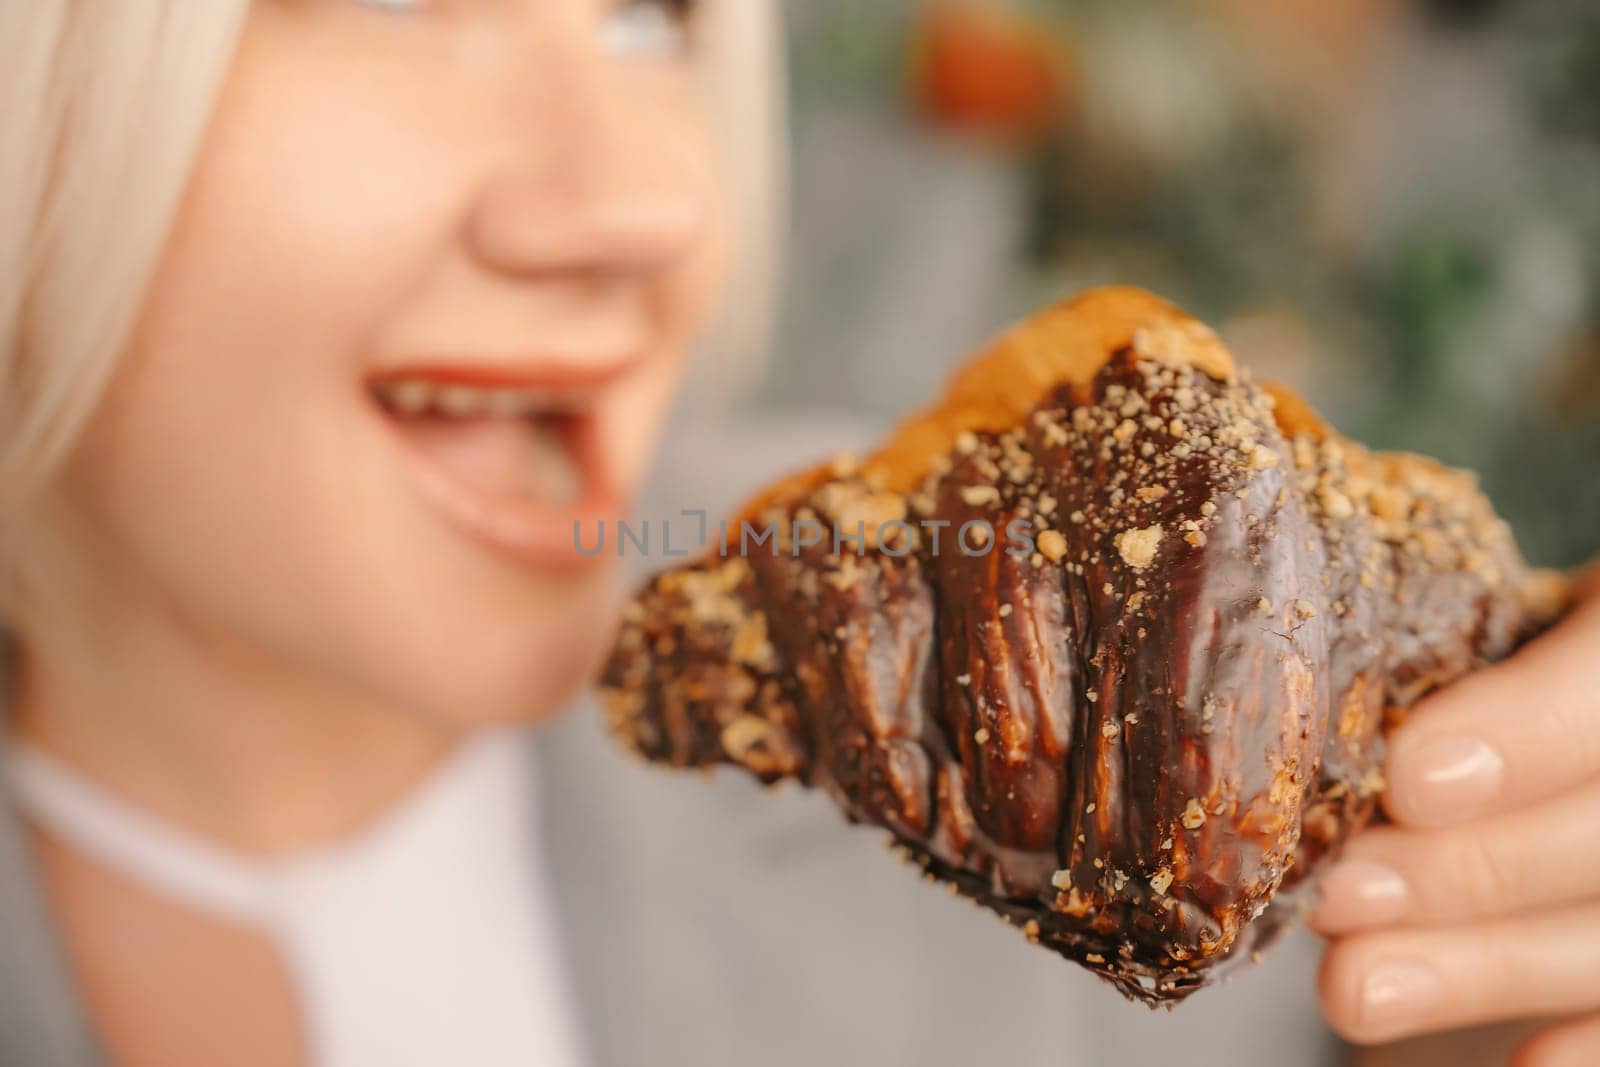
[367,365,624,572]
[366,353,644,393]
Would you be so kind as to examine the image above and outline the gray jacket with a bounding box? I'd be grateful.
[0,714,1341,1067]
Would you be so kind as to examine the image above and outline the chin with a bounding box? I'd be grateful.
[371,563,622,732]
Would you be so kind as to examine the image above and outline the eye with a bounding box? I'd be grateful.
[600,0,694,61]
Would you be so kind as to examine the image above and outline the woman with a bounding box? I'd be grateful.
[0,2,1596,1065]
[2,2,753,1063]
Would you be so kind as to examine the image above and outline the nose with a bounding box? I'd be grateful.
[467,176,704,280]
[462,59,707,282]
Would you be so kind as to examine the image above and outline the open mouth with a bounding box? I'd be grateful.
[367,372,616,568]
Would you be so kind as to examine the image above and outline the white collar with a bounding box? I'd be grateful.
[5,728,587,1067]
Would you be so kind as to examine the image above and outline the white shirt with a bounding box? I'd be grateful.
[4,729,586,1067]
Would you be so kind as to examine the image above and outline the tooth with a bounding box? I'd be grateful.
[515,388,560,413]
[559,387,600,412]
[526,423,582,505]
[485,390,527,417]
[381,379,432,416]
[438,385,484,416]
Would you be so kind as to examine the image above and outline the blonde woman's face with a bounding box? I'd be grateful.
[51,0,726,725]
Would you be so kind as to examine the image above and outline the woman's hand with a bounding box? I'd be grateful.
[1312,565,1600,1064]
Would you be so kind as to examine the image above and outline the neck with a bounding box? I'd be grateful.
[5,621,457,858]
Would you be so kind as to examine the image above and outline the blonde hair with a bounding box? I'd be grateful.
[0,2,252,615]
[0,0,784,618]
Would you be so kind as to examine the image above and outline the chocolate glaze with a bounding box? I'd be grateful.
[600,349,1560,1005]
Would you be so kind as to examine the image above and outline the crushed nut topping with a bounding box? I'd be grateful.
[1115,524,1164,570]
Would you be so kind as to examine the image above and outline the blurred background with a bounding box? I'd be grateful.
[739,0,1598,569]
[621,4,1598,1063]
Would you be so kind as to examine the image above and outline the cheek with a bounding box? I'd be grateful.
[52,132,606,726]
[348,563,623,724]
[605,144,735,495]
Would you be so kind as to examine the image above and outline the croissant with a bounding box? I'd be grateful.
[598,287,1565,1005]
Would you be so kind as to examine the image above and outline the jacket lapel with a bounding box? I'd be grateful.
[0,734,105,1067]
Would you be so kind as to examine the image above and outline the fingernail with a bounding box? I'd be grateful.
[1393,736,1504,826]
[1359,959,1442,1041]
[1312,860,1409,933]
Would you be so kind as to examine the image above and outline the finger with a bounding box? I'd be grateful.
[1383,591,1600,830]
[1572,559,1600,600]
[1319,901,1600,1045]
[1517,1013,1600,1067]
[1310,781,1600,934]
